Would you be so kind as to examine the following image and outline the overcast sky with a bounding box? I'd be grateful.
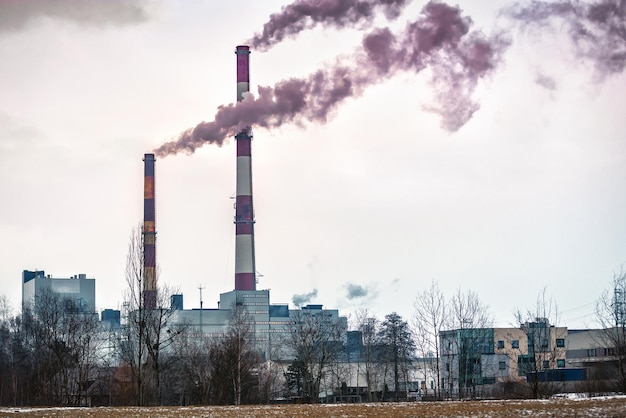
[1,0,625,329]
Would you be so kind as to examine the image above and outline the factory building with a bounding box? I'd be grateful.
[169,289,346,360]
[22,269,96,314]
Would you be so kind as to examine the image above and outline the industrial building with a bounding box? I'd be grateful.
[22,269,96,314]
[169,290,346,360]
[437,319,624,398]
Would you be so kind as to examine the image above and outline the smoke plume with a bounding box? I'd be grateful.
[155,0,626,157]
[534,72,557,90]
[346,283,368,299]
[155,1,506,156]
[248,0,410,51]
[506,0,626,78]
[292,288,318,307]
[0,0,151,32]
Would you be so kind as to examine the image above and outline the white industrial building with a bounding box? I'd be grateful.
[169,288,346,361]
[22,269,96,314]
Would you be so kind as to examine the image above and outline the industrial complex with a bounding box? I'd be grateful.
[18,45,626,404]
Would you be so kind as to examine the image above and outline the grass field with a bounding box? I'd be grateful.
[2,397,626,417]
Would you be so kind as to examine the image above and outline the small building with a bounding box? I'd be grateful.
[101,308,121,329]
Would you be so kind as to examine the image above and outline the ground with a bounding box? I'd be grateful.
[1,397,626,417]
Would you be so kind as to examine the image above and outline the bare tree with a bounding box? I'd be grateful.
[448,288,493,331]
[256,357,283,404]
[2,306,33,406]
[595,269,626,392]
[413,279,446,399]
[446,288,493,399]
[145,284,187,405]
[118,225,149,406]
[0,295,10,326]
[21,289,103,406]
[226,306,260,405]
[259,334,286,404]
[0,295,14,405]
[167,329,214,405]
[354,310,380,401]
[118,225,186,406]
[65,307,104,406]
[283,310,346,402]
[513,287,563,399]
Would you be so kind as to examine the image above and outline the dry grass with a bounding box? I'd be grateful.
[2,397,626,417]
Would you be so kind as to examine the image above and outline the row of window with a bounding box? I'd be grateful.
[574,348,615,357]
[496,338,565,350]
[499,359,564,371]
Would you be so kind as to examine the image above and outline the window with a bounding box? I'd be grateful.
[512,340,519,349]
[587,348,597,357]
[482,377,496,385]
[542,360,550,369]
[446,363,450,372]
[557,359,565,368]
[541,339,549,348]
[499,361,506,370]
[518,355,534,376]
[497,340,504,349]
[556,338,565,348]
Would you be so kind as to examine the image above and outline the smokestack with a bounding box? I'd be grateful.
[234,45,256,291]
[236,45,250,102]
[143,153,157,308]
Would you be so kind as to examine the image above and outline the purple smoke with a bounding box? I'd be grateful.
[155,1,506,157]
[507,0,626,77]
[248,0,411,51]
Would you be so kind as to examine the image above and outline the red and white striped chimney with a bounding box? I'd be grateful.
[234,45,256,291]
[143,153,157,308]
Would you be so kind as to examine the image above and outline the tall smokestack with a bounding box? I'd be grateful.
[143,153,157,308]
[234,45,256,291]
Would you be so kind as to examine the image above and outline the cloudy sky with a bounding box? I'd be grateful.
[1,0,625,329]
